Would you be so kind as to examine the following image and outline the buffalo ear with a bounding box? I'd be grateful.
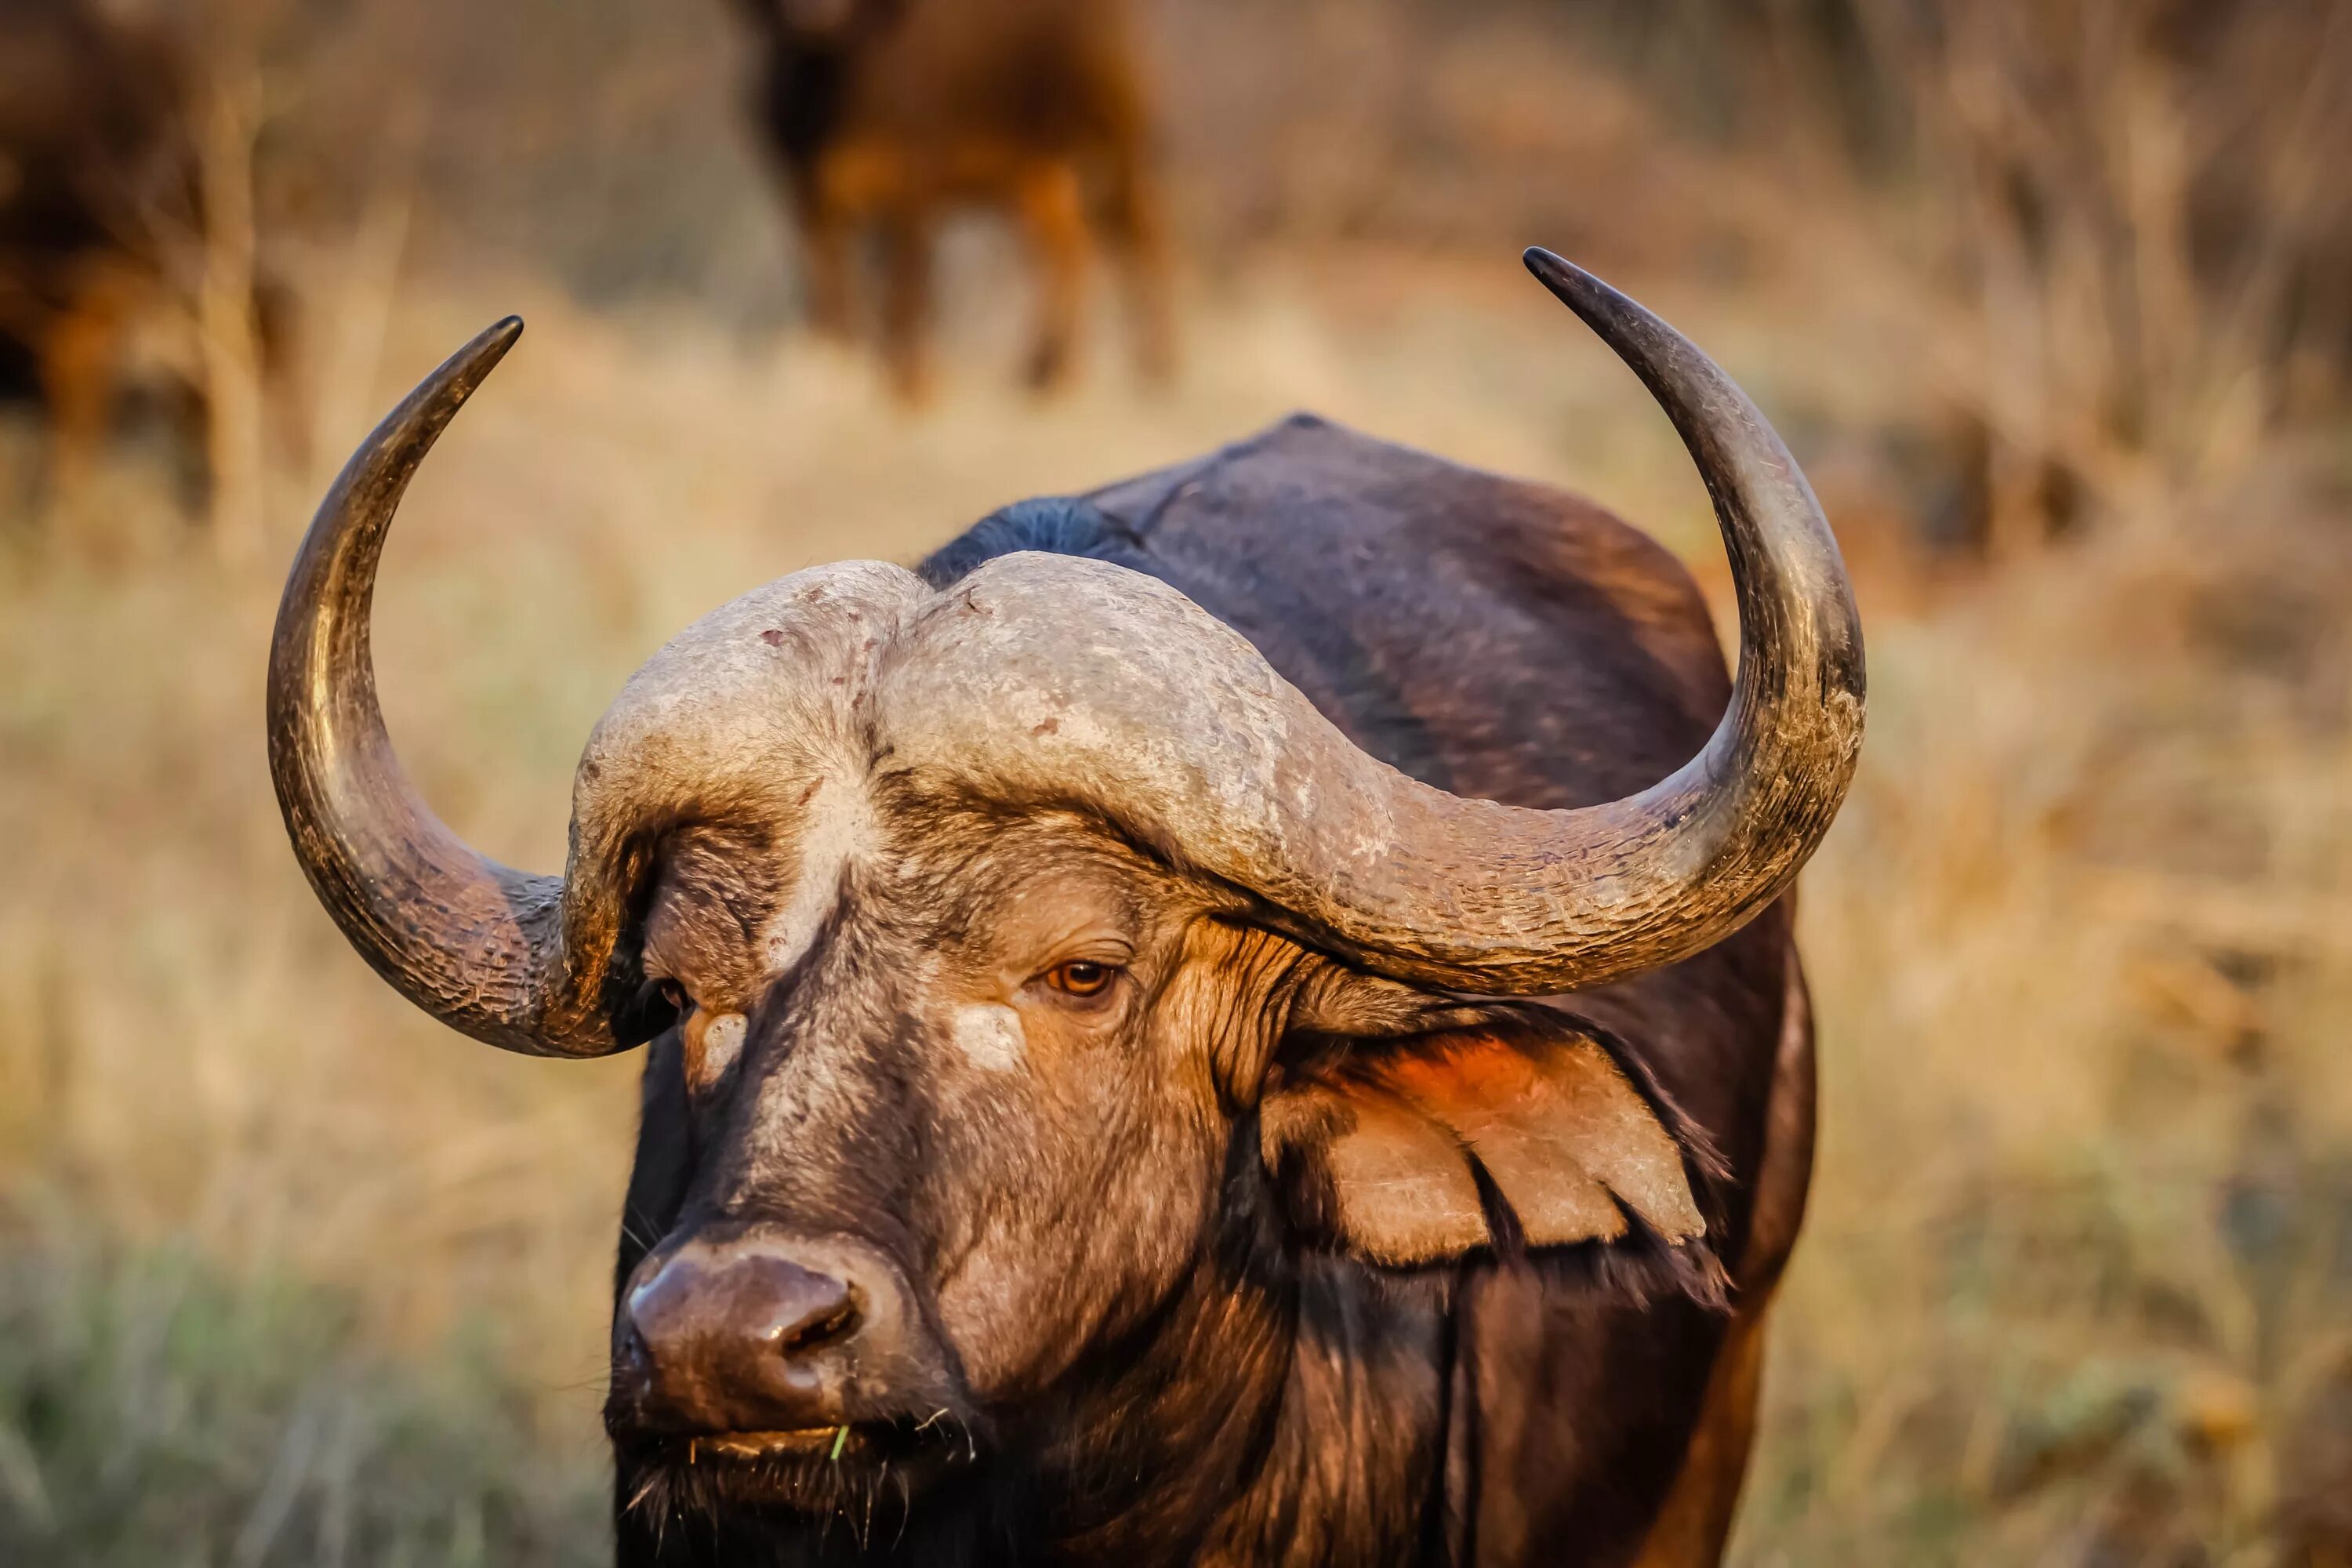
[1261,1017,1708,1269]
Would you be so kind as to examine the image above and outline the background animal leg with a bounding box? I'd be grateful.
[253,267,310,475]
[1101,150,1174,385]
[880,208,934,403]
[38,272,129,503]
[1015,160,1090,393]
[795,187,856,344]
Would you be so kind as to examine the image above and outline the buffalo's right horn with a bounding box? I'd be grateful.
[266,318,624,1057]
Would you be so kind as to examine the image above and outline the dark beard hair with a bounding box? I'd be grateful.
[613,1437,1038,1566]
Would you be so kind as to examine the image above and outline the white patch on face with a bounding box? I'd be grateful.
[949,1004,1027,1073]
[760,772,875,977]
[702,1011,747,1080]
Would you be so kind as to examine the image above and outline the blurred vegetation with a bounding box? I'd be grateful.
[4,0,2350,1563]
[0,1221,604,1564]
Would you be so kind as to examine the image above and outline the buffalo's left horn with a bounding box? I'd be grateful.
[884,253,1863,995]
[266,318,622,1057]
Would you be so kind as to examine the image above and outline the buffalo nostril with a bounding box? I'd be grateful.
[774,1296,860,1356]
[744,1263,860,1360]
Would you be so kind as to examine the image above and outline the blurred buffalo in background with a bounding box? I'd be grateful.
[724,0,1174,400]
[0,0,292,511]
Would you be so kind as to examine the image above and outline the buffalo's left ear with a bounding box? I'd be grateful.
[1260,1005,1712,1270]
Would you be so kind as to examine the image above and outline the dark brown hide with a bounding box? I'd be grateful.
[728,0,1173,397]
[1083,423,1802,1558]
[610,423,1813,1565]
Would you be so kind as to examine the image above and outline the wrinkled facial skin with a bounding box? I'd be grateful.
[614,790,1305,1516]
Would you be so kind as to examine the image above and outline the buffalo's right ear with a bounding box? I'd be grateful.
[1260,996,1713,1271]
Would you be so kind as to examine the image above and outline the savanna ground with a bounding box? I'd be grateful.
[2,1,2350,1563]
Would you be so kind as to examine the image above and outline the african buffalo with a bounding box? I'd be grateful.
[0,0,289,500]
[724,0,1174,399]
[267,250,1863,1564]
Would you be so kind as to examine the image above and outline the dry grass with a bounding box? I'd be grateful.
[1748,482,2352,1563]
[6,249,2346,1566]
[2,0,2349,1562]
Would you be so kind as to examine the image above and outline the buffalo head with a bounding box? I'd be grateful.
[265,252,1862,1526]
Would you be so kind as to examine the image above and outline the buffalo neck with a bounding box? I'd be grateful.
[1017,1145,1457,1566]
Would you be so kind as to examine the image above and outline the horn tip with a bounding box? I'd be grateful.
[477,314,524,359]
[452,314,524,375]
[1521,245,1571,278]
[1522,247,1617,314]
[430,316,524,407]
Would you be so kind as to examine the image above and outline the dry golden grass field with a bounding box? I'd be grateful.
[2,2,2349,1563]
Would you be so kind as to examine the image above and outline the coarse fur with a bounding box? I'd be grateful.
[608,416,1813,1566]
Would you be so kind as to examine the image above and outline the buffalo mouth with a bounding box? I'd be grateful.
[695,1426,860,1461]
[616,1413,984,1517]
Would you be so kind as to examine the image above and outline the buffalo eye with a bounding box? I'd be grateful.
[659,978,693,1014]
[1044,960,1116,998]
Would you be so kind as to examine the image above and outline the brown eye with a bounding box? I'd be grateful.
[659,979,691,1014]
[1044,960,1116,998]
